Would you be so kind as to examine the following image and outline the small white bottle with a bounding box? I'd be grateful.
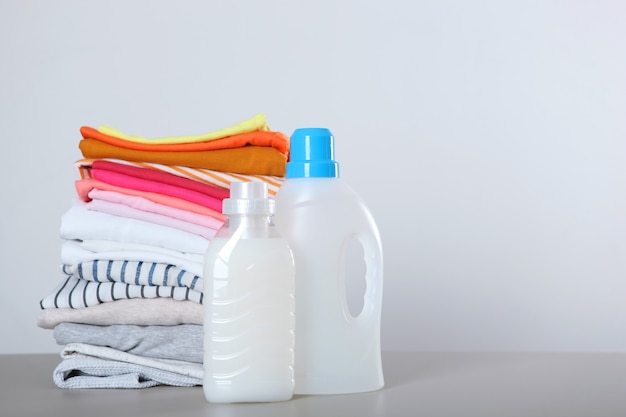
[275,128,384,395]
[203,181,295,403]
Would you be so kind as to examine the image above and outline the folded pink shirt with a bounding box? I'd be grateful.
[88,188,224,230]
[75,178,226,221]
[92,160,229,200]
[75,158,285,197]
[85,198,218,240]
[91,169,223,212]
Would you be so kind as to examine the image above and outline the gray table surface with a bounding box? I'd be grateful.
[1,351,625,417]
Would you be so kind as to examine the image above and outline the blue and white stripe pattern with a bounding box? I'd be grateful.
[40,275,203,309]
[40,260,204,309]
[62,260,203,291]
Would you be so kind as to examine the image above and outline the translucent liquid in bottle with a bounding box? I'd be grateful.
[203,181,295,403]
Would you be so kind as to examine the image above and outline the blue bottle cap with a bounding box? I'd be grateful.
[286,128,340,178]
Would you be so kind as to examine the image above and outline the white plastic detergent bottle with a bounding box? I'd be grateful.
[274,127,384,395]
[203,181,295,403]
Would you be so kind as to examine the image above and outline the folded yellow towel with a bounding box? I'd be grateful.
[97,113,269,145]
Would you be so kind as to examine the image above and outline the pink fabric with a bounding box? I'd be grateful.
[91,169,222,212]
[92,160,230,200]
[75,179,226,221]
[88,188,224,230]
[85,198,218,240]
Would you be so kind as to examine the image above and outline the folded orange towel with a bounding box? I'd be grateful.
[79,139,287,176]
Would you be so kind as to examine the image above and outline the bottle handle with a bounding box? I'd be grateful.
[341,232,383,323]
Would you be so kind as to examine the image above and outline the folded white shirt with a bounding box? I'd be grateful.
[61,240,204,276]
[61,200,209,255]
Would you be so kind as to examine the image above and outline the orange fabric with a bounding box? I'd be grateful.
[80,126,289,155]
[79,138,287,176]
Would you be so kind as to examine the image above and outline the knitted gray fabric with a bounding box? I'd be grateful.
[53,356,201,389]
[54,323,203,363]
[60,344,203,379]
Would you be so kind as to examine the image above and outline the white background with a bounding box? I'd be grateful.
[1,0,625,354]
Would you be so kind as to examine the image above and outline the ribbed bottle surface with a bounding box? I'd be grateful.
[203,236,295,402]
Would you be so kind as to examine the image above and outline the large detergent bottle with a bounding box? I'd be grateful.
[203,181,295,403]
[275,127,384,395]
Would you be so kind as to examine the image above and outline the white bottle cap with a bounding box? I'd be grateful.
[222,181,275,215]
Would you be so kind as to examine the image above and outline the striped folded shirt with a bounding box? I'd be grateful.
[62,260,203,291]
[40,275,203,309]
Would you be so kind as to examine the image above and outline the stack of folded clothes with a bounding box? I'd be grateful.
[38,114,288,389]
